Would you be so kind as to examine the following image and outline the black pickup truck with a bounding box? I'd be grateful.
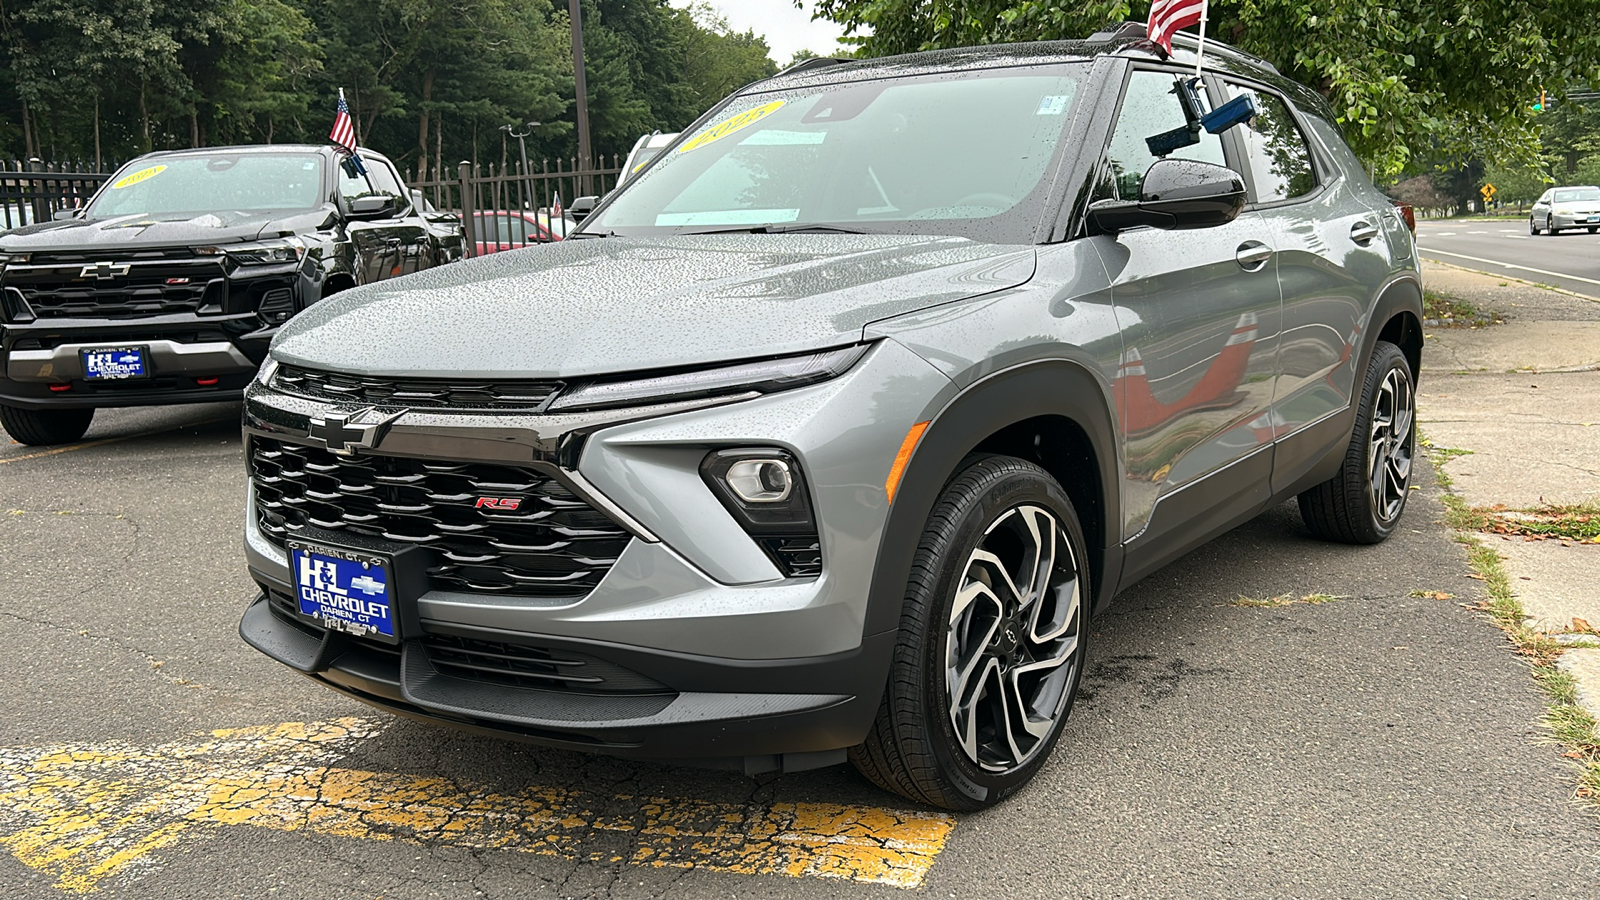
[0,144,464,445]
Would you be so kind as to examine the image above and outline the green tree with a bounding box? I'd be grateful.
[809,0,1600,177]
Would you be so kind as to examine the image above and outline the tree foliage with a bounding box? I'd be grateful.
[0,0,777,172]
[809,0,1600,177]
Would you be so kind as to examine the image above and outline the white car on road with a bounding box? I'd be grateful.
[1530,185,1600,235]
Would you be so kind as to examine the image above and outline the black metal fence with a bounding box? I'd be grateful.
[0,160,109,231]
[0,155,626,256]
[407,157,623,252]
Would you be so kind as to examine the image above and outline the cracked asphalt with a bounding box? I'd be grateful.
[3,403,1599,898]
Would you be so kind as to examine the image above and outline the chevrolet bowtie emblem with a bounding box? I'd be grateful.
[80,261,131,280]
[308,407,405,455]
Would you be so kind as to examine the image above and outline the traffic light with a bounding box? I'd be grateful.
[1533,89,1546,111]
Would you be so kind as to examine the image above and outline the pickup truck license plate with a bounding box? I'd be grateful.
[81,347,147,379]
[289,540,397,641]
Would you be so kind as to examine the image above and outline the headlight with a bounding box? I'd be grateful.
[255,357,280,386]
[547,344,870,413]
[0,251,28,269]
[198,237,306,266]
[1556,207,1574,216]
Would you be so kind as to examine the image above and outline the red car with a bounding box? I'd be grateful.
[472,210,577,254]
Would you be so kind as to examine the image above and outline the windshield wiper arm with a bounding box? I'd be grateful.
[681,223,869,235]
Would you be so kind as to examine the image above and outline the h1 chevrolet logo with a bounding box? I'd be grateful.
[308,407,405,455]
[79,261,132,280]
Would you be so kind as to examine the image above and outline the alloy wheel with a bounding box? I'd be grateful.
[945,504,1082,773]
[1366,366,1415,524]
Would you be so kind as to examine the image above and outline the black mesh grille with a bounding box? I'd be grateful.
[765,537,822,578]
[272,366,562,412]
[8,259,224,319]
[421,634,670,694]
[251,437,630,596]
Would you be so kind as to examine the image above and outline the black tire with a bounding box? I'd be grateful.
[1588,226,1598,234]
[1547,215,1558,235]
[0,405,94,446]
[850,455,1090,811]
[1530,216,1540,235]
[1298,340,1415,544]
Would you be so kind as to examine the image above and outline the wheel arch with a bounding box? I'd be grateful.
[1369,274,1424,383]
[864,360,1123,638]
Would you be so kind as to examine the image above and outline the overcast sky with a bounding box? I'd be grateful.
[673,1,853,65]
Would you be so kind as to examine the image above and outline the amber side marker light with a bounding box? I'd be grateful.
[885,421,930,503]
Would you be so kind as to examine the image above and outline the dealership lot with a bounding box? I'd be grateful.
[3,407,1598,898]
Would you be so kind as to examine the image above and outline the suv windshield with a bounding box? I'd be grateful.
[1554,187,1600,202]
[585,65,1087,242]
[88,152,326,219]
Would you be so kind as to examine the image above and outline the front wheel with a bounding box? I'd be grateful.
[1298,340,1415,544]
[0,405,94,446]
[1530,216,1540,235]
[850,455,1089,810]
[1547,215,1558,235]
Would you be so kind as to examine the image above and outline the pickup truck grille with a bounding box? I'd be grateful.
[273,365,562,412]
[4,257,224,319]
[251,437,631,597]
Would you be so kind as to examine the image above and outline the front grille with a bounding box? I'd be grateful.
[764,537,822,578]
[251,437,631,596]
[420,634,670,694]
[6,258,225,319]
[273,366,563,412]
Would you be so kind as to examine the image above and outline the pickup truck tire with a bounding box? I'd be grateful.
[1298,340,1414,544]
[0,405,94,446]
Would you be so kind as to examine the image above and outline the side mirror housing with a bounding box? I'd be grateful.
[567,195,598,223]
[1089,159,1246,234]
[52,208,81,221]
[346,194,397,220]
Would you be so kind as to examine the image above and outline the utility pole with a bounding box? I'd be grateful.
[569,0,593,196]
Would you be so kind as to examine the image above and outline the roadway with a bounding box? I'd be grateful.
[5,405,1599,896]
[1416,218,1600,297]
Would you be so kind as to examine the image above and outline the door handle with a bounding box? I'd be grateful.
[1350,221,1380,244]
[1235,241,1274,271]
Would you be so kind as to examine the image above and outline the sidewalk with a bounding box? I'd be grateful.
[1417,259,1600,722]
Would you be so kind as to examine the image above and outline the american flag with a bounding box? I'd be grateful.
[1147,0,1206,56]
[329,89,366,174]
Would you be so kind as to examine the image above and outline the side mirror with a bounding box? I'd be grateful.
[346,195,397,220]
[567,195,598,223]
[1088,159,1246,234]
[52,208,80,221]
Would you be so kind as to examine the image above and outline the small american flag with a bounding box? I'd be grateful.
[551,191,563,217]
[329,89,366,174]
[1147,0,1206,56]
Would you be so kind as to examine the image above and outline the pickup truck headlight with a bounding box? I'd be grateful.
[547,344,870,413]
[254,357,280,386]
[197,237,306,266]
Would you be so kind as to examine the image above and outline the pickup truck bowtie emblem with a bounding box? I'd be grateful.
[80,262,131,280]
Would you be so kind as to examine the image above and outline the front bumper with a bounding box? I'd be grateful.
[240,338,958,764]
[1552,211,1600,230]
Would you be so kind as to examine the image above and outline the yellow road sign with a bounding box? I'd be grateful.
[0,719,956,894]
[1481,183,1497,200]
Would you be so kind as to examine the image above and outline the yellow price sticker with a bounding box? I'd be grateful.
[678,101,786,154]
[110,165,167,189]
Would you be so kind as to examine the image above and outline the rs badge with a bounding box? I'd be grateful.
[475,497,523,511]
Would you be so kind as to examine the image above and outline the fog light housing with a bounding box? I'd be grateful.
[725,458,793,503]
[701,448,821,578]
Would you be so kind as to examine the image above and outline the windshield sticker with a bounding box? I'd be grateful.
[1036,96,1070,116]
[678,101,786,154]
[740,130,826,146]
[109,165,167,189]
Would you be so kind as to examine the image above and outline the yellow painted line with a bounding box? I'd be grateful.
[0,416,236,465]
[0,719,955,893]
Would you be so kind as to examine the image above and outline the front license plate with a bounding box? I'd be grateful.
[289,540,397,641]
[1588,215,1599,223]
[81,347,148,380]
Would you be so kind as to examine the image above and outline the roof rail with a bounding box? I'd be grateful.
[778,56,850,76]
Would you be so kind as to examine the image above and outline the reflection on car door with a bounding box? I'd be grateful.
[1088,68,1283,566]
[341,158,431,283]
[1223,83,1396,494]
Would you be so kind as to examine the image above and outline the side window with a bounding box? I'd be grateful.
[1104,70,1227,200]
[1224,84,1316,204]
[339,159,405,207]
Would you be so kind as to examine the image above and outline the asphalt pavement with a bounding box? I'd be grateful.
[1416,218,1600,297]
[4,396,1599,898]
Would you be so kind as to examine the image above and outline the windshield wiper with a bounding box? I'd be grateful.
[680,223,869,236]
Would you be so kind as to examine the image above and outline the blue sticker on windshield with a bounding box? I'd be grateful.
[1036,96,1069,116]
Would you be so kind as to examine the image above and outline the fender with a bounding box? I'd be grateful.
[863,359,1124,638]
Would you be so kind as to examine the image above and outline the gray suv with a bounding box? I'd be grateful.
[239,27,1422,811]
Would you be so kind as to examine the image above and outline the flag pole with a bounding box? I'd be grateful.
[1194,1,1209,76]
